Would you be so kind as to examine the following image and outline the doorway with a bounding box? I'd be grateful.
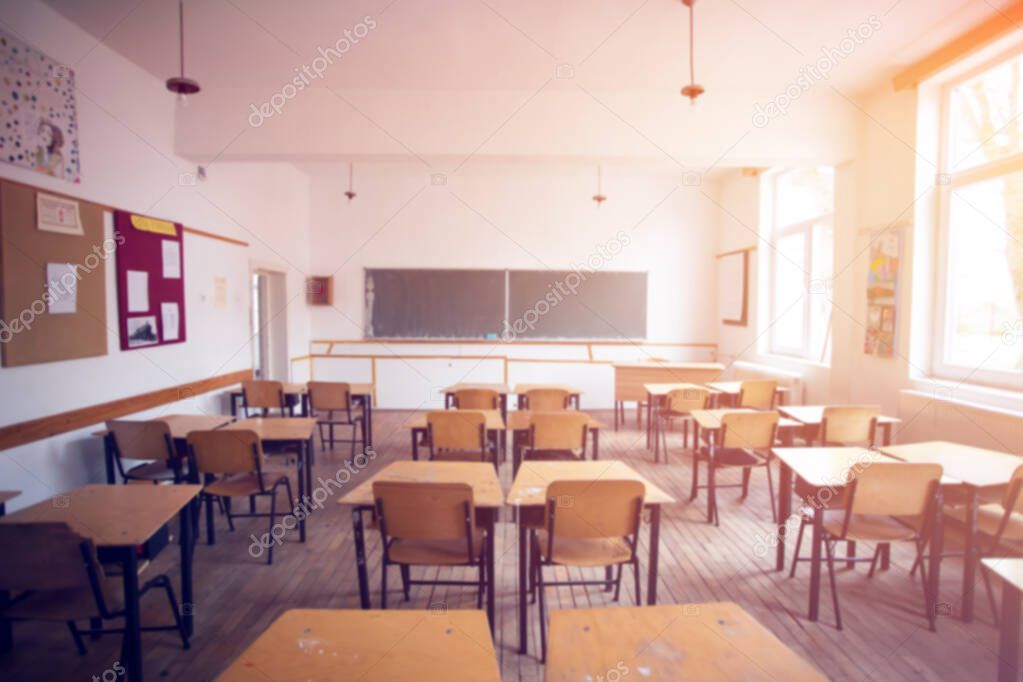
[251,270,289,381]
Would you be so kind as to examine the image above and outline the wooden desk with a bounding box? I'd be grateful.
[612,362,724,439]
[882,440,1021,622]
[770,447,942,626]
[230,383,376,446]
[507,460,676,655]
[545,603,825,681]
[442,382,511,416]
[338,462,502,632]
[778,405,901,446]
[217,608,500,681]
[2,484,200,682]
[513,384,582,409]
[644,382,718,463]
[0,491,19,651]
[506,410,605,472]
[96,414,234,484]
[222,418,316,542]
[403,410,506,461]
[706,380,790,407]
[983,558,1023,682]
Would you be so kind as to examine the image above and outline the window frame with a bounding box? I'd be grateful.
[932,44,1023,390]
[764,168,835,362]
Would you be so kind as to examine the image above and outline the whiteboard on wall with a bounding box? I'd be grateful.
[717,249,750,326]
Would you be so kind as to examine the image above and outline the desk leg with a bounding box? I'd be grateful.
[614,401,619,431]
[302,393,310,417]
[809,499,823,621]
[883,423,893,446]
[104,433,117,484]
[411,428,420,461]
[592,429,600,461]
[928,489,944,631]
[0,500,9,652]
[352,508,370,609]
[647,505,661,604]
[485,510,496,636]
[999,582,1021,682]
[365,395,374,448]
[298,441,307,543]
[963,487,980,622]
[230,392,238,418]
[121,549,142,682]
[179,501,194,637]
[645,400,651,446]
[776,463,792,572]
[518,517,528,654]
[650,393,659,462]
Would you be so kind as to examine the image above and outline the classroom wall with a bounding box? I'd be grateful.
[0,2,314,511]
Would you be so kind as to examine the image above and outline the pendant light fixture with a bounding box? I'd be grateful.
[166,0,201,104]
[592,165,607,206]
[344,161,357,201]
[680,0,704,105]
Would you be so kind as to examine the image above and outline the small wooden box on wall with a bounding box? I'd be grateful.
[306,276,333,306]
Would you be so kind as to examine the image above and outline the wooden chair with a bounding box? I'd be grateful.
[453,388,499,410]
[308,381,365,459]
[524,388,571,411]
[737,380,778,409]
[531,480,645,662]
[692,411,779,526]
[659,386,711,456]
[0,522,188,655]
[373,481,487,610]
[790,406,881,577]
[943,464,1023,623]
[819,462,943,630]
[187,430,294,565]
[426,410,495,469]
[105,420,181,484]
[241,379,287,417]
[520,412,589,472]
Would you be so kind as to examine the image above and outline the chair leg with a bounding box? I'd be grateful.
[267,490,278,565]
[381,560,388,609]
[613,563,623,601]
[824,539,842,631]
[916,540,935,631]
[789,516,807,578]
[400,565,411,602]
[66,621,87,655]
[284,477,295,514]
[690,455,699,501]
[225,498,236,532]
[867,544,883,578]
[633,558,642,605]
[537,559,548,663]
[981,557,1000,626]
[317,422,326,451]
[846,541,857,570]
[157,576,191,650]
[740,468,751,498]
[709,464,719,526]
[350,421,359,463]
[765,463,777,523]
[205,495,216,546]
[477,546,487,609]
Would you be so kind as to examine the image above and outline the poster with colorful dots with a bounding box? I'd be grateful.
[0,29,80,183]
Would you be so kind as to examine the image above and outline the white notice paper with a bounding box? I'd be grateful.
[127,270,149,312]
[46,263,77,314]
[161,302,180,341]
[161,239,181,279]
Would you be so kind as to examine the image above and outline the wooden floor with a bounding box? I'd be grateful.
[0,409,1004,681]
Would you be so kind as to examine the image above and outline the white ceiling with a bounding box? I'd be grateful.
[43,0,1014,167]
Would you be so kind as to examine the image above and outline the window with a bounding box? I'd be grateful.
[934,49,1023,387]
[763,167,834,361]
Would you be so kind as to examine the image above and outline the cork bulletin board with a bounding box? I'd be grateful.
[0,180,108,366]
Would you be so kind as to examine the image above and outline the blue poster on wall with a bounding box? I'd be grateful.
[0,29,80,183]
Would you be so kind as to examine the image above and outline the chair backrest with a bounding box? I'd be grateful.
[242,380,285,411]
[0,522,98,592]
[544,480,644,540]
[373,481,475,541]
[453,388,499,410]
[848,462,942,518]
[187,430,262,476]
[427,410,486,451]
[106,419,174,462]
[308,381,350,411]
[530,412,588,451]
[821,406,880,446]
[525,388,571,411]
[720,411,779,450]
[665,387,710,414]
[738,380,777,409]
[1002,465,1023,513]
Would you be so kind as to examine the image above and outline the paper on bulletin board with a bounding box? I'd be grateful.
[863,229,900,358]
[126,270,149,312]
[161,239,181,279]
[161,302,180,341]
[37,193,82,235]
[45,262,77,314]
[130,214,177,236]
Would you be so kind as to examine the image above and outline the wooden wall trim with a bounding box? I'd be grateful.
[893,1,1023,90]
[311,338,717,348]
[0,177,249,248]
[0,368,252,451]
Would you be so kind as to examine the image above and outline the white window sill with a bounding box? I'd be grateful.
[907,377,1023,417]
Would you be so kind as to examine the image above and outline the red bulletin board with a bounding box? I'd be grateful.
[114,210,186,351]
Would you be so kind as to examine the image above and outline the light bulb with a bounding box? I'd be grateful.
[178,92,189,107]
